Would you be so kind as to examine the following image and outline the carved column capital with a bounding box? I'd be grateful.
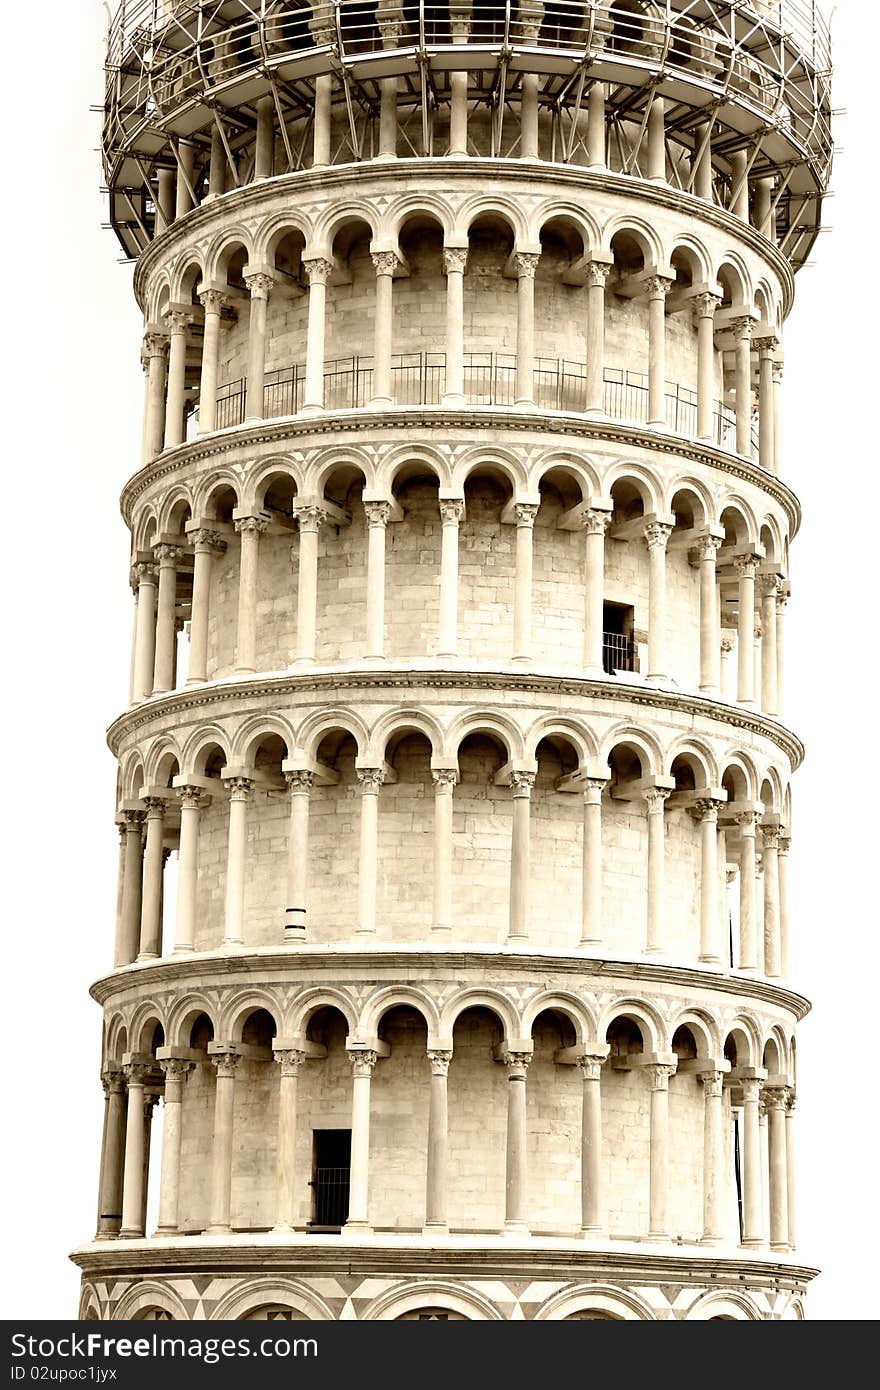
[357,767,386,793]
[427,1050,453,1076]
[223,776,255,801]
[763,1086,787,1112]
[189,528,227,555]
[730,315,754,342]
[364,500,393,527]
[234,515,269,538]
[371,251,399,277]
[698,1069,725,1098]
[439,498,465,524]
[644,275,673,299]
[692,291,722,321]
[645,1063,676,1091]
[123,1061,151,1088]
[513,252,540,279]
[577,1057,604,1082]
[243,271,275,300]
[349,1049,378,1078]
[285,770,314,794]
[580,509,612,536]
[643,787,671,813]
[199,288,228,315]
[643,520,673,551]
[695,533,723,561]
[211,1052,242,1079]
[302,257,334,286]
[431,768,458,790]
[143,332,170,359]
[514,502,539,528]
[130,561,157,589]
[505,1051,532,1079]
[177,785,204,810]
[586,261,611,289]
[733,553,760,580]
[274,1049,306,1078]
[160,1059,192,1084]
[442,247,468,276]
[121,808,146,831]
[691,797,720,824]
[509,770,536,797]
[142,795,168,819]
[293,504,330,533]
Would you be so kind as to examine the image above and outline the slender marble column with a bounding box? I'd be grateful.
[646,1063,676,1237]
[302,258,333,411]
[131,562,158,703]
[772,360,784,474]
[207,123,225,199]
[155,1059,191,1234]
[243,272,274,421]
[273,1049,305,1230]
[175,140,195,217]
[732,316,754,456]
[646,276,672,425]
[644,787,670,953]
[442,247,468,405]
[254,95,274,179]
[694,798,721,963]
[346,1050,377,1229]
[164,309,191,449]
[152,545,183,694]
[581,509,610,672]
[734,554,758,704]
[765,1087,790,1250]
[762,823,781,978]
[644,521,672,681]
[761,575,781,714]
[579,1057,604,1233]
[785,1089,797,1250]
[364,501,391,658]
[370,252,397,407]
[736,809,758,971]
[699,1069,725,1244]
[647,96,665,180]
[312,75,332,165]
[144,332,169,459]
[432,770,456,932]
[741,1077,764,1246]
[186,529,226,683]
[776,590,788,715]
[778,833,791,978]
[504,1052,531,1232]
[96,1071,126,1238]
[449,14,470,152]
[587,82,605,167]
[234,516,268,674]
[425,1050,452,1230]
[120,1063,149,1237]
[756,335,778,472]
[223,777,254,946]
[197,289,226,434]
[284,771,313,941]
[692,118,713,200]
[512,503,538,662]
[208,1052,241,1232]
[507,771,535,942]
[118,810,145,967]
[697,535,722,693]
[357,769,384,935]
[293,505,328,664]
[694,293,720,440]
[580,778,606,946]
[174,786,203,953]
[514,253,540,406]
[438,499,464,657]
[138,797,167,959]
[585,262,610,414]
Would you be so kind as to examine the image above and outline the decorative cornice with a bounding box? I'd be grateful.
[105,666,805,770]
[86,945,812,1020]
[119,411,802,539]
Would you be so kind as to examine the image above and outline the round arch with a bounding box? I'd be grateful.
[439,990,518,1043]
[520,992,596,1049]
[535,1283,657,1320]
[599,998,664,1053]
[361,1281,503,1321]
[359,987,441,1041]
[686,1290,762,1320]
[113,1283,189,1321]
[211,1279,334,1322]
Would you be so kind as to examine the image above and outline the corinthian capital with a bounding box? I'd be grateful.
[371,250,399,277]
[513,252,540,279]
[243,271,275,299]
[643,520,673,551]
[349,1049,378,1078]
[302,257,334,286]
[442,247,468,276]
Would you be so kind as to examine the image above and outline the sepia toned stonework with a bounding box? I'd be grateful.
[73,0,831,1321]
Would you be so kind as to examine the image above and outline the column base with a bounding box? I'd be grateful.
[441,393,466,408]
[502,1221,531,1237]
[506,933,528,944]
[770,1241,791,1253]
[369,396,394,409]
[513,398,536,411]
[355,927,377,938]
[184,675,207,686]
[171,944,195,955]
[582,664,606,679]
[233,666,256,676]
[206,1224,232,1235]
[118,1228,144,1240]
[284,928,307,944]
[580,1225,605,1239]
[699,1234,723,1246]
[431,924,453,934]
[579,937,603,949]
[699,953,722,965]
[299,403,324,417]
[740,1237,764,1249]
[153,1225,179,1237]
[422,1222,449,1236]
[642,1231,670,1243]
[344,1220,372,1233]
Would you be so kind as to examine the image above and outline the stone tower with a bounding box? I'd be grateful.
[75,1,831,1321]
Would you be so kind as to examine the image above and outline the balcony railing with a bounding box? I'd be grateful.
[602,631,636,676]
[199,353,758,459]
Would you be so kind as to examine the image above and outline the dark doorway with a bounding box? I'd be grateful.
[310,1130,351,1230]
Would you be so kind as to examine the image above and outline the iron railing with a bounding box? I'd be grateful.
[310,1166,350,1228]
[602,631,636,675]
[203,352,759,459]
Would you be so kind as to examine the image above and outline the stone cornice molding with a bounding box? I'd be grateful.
[87,946,812,1020]
[131,160,795,316]
[105,667,805,770]
[120,413,801,539]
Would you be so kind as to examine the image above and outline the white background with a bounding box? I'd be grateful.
[1,0,876,1321]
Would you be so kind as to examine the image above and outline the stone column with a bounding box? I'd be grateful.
[785,1089,797,1250]
[512,503,538,662]
[579,1057,604,1233]
[776,589,788,715]
[730,149,749,218]
[174,786,203,953]
[273,1049,306,1230]
[699,1069,725,1244]
[756,336,778,472]
[772,361,784,474]
[155,1059,191,1234]
[432,770,456,933]
[732,317,754,456]
[313,74,332,166]
[186,529,226,684]
[138,797,167,960]
[175,140,195,218]
[765,1086,790,1250]
[736,809,758,971]
[114,820,127,958]
[254,95,274,179]
[755,852,765,974]
[370,252,397,407]
[734,554,758,704]
[741,1076,764,1246]
[144,332,169,459]
[234,516,268,674]
[152,545,183,694]
[694,293,720,439]
[762,823,781,978]
[442,247,468,405]
[438,499,464,657]
[448,10,470,152]
[208,1051,241,1232]
[646,1063,676,1237]
[720,633,734,699]
[514,253,540,407]
[694,798,722,963]
[507,771,535,942]
[131,562,158,703]
[696,535,722,694]
[364,501,391,659]
[120,1062,149,1237]
[128,574,140,704]
[425,1050,452,1231]
[302,258,333,411]
[97,1071,126,1237]
[164,309,190,449]
[155,168,175,233]
[585,262,610,414]
[223,776,254,946]
[346,1050,377,1230]
[692,118,713,200]
[243,272,274,421]
[644,787,671,954]
[376,16,400,159]
[197,289,227,434]
[357,769,384,935]
[118,810,145,966]
[587,81,605,167]
[647,96,665,180]
[760,576,780,715]
[284,771,313,941]
[207,123,225,200]
[778,833,791,977]
[578,775,608,947]
[293,505,328,664]
[504,1052,531,1233]
[644,520,672,681]
[581,509,610,673]
[646,277,672,426]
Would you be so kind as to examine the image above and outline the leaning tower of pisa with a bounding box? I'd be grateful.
[74,1,831,1322]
